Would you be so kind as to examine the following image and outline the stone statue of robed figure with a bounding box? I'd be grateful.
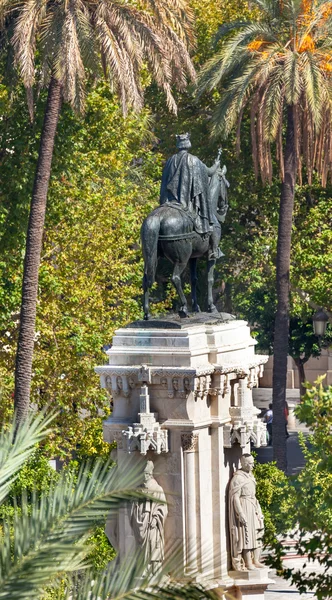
[131,460,168,577]
[229,454,265,572]
[141,133,229,319]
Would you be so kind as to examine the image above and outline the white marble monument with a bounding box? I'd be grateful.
[95,314,272,599]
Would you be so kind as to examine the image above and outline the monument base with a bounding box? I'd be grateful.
[96,315,269,591]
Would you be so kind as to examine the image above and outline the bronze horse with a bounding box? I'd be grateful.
[141,167,229,320]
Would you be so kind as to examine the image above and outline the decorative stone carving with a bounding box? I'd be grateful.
[181,432,199,452]
[138,364,152,384]
[247,365,263,389]
[194,374,216,401]
[123,423,168,455]
[228,454,265,572]
[223,416,266,449]
[223,376,267,449]
[131,460,168,576]
[102,369,138,397]
[214,355,269,377]
[122,384,169,455]
[219,374,231,396]
[153,369,195,399]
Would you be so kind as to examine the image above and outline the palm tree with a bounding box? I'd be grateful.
[195,0,332,470]
[6,0,196,422]
[0,414,220,600]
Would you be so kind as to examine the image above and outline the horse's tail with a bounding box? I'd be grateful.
[141,211,160,288]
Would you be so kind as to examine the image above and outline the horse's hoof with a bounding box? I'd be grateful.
[208,304,219,314]
[178,308,189,319]
[192,304,201,313]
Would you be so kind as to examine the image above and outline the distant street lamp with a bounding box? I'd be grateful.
[312,308,329,338]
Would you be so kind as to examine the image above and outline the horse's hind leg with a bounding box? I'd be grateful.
[143,273,150,320]
[171,262,188,318]
[190,258,200,313]
[207,258,218,313]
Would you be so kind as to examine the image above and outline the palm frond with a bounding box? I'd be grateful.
[0,410,55,505]
[196,22,278,98]
[248,0,281,19]
[301,51,323,130]
[69,550,222,600]
[213,20,252,45]
[264,65,284,141]
[53,0,91,112]
[9,0,194,114]
[284,51,301,105]
[11,0,47,87]
[0,460,145,598]
[143,0,195,49]
[210,60,264,138]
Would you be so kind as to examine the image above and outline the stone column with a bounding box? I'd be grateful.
[182,432,199,575]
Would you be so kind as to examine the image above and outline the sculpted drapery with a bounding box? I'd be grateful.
[229,454,265,572]
[159,133,219,236]
[131,461,168,576]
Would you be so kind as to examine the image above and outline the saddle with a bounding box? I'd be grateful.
[160,201,210,238]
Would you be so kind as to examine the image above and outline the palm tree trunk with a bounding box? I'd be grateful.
[14,77,62,422]
[272,105,296,472]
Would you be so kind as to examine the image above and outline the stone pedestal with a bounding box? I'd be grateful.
[95,314,271,597]
[229,569,273,600]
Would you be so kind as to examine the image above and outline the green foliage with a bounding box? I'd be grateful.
[86,526,115,571]
[254,460,294,546]
[267,379,332,599]
[224,186,332,369]
[0,414,142,599]
[0,80,171,456]
[9,449,59,502]
[76,417,112,463]
[296,377,332,473]
[191,0,255,64]
[292,190,332,314]
[0,415,222,600]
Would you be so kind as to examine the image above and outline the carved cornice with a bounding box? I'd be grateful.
[152,368,197,378]
[96,356,268,399]
[213,355,268,376]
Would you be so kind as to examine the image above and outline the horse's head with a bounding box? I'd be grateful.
[209,165,230,223]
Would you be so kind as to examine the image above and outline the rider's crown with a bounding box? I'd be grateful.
[176,132,191,150]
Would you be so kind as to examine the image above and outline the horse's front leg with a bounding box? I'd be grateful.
[207,258,218,313]
[143,274,150,320]
[172,262,188,318]
[190,257,200,313]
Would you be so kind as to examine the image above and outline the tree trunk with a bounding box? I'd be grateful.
[14,77,62,422]
[272,106,296,472]
[294,357,306,399]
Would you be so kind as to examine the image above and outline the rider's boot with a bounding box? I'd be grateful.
[208,223,224,260]
[208,236,220,260]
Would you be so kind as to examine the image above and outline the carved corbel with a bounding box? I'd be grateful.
[181,432,199,452]
[167,377,175,398]
[138,364,151,384]
[222,374,230,396]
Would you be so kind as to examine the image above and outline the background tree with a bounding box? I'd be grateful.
[268,379,332,599]
[195,0,332,470]
[3,0,195,422]
[0,81,171,455]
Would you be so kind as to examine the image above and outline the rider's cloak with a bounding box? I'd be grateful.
[159,150,214,235]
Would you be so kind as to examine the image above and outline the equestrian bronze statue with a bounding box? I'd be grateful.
[141,133,229,320]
